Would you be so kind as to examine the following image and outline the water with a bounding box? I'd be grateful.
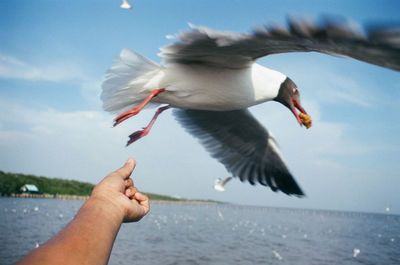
[1,198,399,265]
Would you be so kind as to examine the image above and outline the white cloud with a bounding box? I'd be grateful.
[248,99,400,205]
[312,73,373,107]
[0,94,399,214]
[0,52,104,111]
[0,101,121,180]
[80,79,103,108]
[0,53,86,81]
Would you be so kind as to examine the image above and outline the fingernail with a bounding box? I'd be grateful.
[126,158,133,165]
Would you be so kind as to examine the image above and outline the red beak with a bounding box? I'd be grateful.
[291,98,308,126]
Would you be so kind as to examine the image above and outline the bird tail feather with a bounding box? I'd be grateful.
[101,48,163,113]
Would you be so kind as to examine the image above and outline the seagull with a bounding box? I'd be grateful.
[353,248,360,258]
[214,176,233,192]
[272,250,283,261]
[120,0,132,9]
[101,17,400,196]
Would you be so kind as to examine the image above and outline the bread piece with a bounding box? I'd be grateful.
[299,113,312,129]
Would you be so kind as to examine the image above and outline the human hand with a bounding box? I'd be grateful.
[13,159,150,265]
[90,158,150,223]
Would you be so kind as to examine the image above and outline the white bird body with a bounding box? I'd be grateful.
[104,51,284,112]
[214,176,233,192]
[120,0,131,9]
[214,183,226,192]
[353,248,360,258]
[156,63,285,111]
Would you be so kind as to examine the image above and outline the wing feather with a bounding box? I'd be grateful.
[161,17,400,70]
[173,108,305,196]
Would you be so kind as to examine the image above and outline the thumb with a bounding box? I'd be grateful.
[113,158,136,180]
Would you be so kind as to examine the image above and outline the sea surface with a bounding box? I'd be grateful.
[1,198,399,265]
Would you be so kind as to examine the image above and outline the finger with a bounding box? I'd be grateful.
[125,186,138,198]
[124,178,134,188]
[113,158,136,180]
[134,192,150,214]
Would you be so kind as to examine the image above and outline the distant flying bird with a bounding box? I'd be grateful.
[101,16,400,196]
[214,176,233,192]
[120,0,131,9]
[353,248,360,258]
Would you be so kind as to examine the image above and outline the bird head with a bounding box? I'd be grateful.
[274,78,311,128]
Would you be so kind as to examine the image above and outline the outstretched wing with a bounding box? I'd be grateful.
[173,108,304,196]
[221,176,233,186]
[161,17,400,70]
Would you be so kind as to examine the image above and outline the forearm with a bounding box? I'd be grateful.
[14,158,149,265]
[15,197,124,265]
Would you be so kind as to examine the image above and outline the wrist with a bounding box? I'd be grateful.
[82,194,125,227]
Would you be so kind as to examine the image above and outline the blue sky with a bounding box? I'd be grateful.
[1,0,399,214]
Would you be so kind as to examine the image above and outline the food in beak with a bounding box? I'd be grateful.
[291,98,312,129]
[299,113,312,129]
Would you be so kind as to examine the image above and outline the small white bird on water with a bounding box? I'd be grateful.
[101,17,400,196]
[272,250,283,261]
[214,176,233,192]
[353,248,360,258]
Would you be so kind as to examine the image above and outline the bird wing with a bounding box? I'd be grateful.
[221,176,233,186]
[173,108,304,196]
[160,17,400,70]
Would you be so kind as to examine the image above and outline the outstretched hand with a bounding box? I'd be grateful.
[90,158,150,222]
[14,158,150,265]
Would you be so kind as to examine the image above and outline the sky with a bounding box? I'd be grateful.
[1,0,399,215]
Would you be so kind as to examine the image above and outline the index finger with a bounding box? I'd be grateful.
[113,158,136,180]
[134,192,150,215]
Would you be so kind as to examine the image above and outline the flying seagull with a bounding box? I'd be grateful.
[214,176,233,192]
[101,17,400,196]
[120,0,132,9]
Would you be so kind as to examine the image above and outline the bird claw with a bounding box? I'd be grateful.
[113,108,140,127]
[126,130,147,146]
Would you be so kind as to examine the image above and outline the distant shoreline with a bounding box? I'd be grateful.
[9,193,89,200]
[4,193,218,205]
[150,200,217,205]
[1,170,219,205]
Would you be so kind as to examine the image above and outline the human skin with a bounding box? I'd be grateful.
[14,158,150,265]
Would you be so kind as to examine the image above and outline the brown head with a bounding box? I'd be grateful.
[274,77,311,128]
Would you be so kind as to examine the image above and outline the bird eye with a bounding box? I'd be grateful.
[293,87,297,93]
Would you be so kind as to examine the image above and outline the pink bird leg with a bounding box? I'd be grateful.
[113,88,166,127]
[126,105,171,146]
